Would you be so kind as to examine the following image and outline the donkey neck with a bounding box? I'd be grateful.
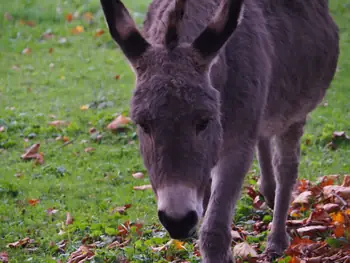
[143,0,221,45]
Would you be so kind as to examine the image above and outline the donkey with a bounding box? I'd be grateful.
[100,0,339,261]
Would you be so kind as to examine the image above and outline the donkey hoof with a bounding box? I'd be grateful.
[259,183,275,209]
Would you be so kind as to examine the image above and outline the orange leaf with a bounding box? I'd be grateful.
[71,25,84,34]
[331,212,345,224]
[173,240,185,250]
[107,115,131,131]
[115,75,120,80]
[19,20,35,27]
[28,199,40,206]
[94,29,105,37]
[333,224,345,238]
[65,13,73,22]
[289,256,301,263]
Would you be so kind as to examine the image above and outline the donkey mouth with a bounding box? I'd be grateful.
[158,210,198,240]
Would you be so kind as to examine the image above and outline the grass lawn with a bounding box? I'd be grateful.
[0,0,349,262]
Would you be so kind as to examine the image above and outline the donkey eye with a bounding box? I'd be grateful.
[196,119,210,133]
[139,123,151,134]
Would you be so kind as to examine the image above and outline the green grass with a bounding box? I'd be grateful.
[0,0,349,262]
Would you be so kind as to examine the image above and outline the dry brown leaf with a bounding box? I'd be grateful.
[65,212,74,225]
[21,144,44,164]
[112,204,132,215]
[89,127,97,134]
[7,237,32,248]
[318,175,339,187]
[151,240,173,252]
[133,185,152,190]
[19,20,35,27]
[115,75,120,80]
[94,29,105,37]
[292,191,313,206]
[107,238,130,249]
[323,203,340,213]
[49,120,69,127]
[296,225,328,237]
[233,242,258,259]
[83,12,93,23]
[84,147,95,153]
[324,185,350,199]
[22,47,32,55]
[132,172,144,179]
[67,245,95,263]
[342,175,350,187]
[0,251,8,263]
[49,48,54,54]
[106,115,131,131]
[231,230,243,241]
[46,208,59,215]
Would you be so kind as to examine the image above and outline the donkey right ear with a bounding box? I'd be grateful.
[100,0,150,62]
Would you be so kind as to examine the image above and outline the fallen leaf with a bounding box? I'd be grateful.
[151,240,173,252]
[71,25,84,34]
[14,172,24,178]
[330,212,345,224]
[41,32,54,40]
[67,245,95,263]
[132,172,144,179]
[133,185,152,190]
[21,143,44,164]
[318,175,338,187]
[323,203,340,213]
[22,47,32,55]
[49,120,69,127]
[296,225,328,237]
[84,147,95,153]
[115,75,120,80]
[83,12,93,23]
[0,251,8,263]
[65,212,74,225]
[80,104,89,111]
[324,185,350,199]
[46,208,59,215]
[107,238,130,249]
[7,237,31,248]
[4,12,13,21]
[292,191,313,206]
[107,115,131,131]
[94,29,105,37]
[342,175,350,187]
[65,13,73,22]
[333,224,345,238]
[0,126,5,132]
[49,48,54,54]
[28,199,40,206]
[233,242,258,259]
[89,127,97,134]
[173,240,185,250]
[19,20,35,27]
[112,204,132,215]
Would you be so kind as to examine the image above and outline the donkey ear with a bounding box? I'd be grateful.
[164,0,187,50]
[100,0,150,62]
[192,0,244,61]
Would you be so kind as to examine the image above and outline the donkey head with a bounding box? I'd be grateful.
[101,0,244,239]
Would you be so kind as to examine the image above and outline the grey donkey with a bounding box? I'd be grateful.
[100,0,339,261]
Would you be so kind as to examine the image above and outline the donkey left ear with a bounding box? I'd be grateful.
[100,0,150,63]
[192,0,244,61]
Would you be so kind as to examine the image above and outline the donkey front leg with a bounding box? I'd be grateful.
[200,142,256,263]
[265,120,306,259]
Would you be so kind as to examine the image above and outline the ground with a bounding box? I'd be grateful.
[0,0,349,262]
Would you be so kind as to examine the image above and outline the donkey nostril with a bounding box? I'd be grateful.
[158,210,198,239]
